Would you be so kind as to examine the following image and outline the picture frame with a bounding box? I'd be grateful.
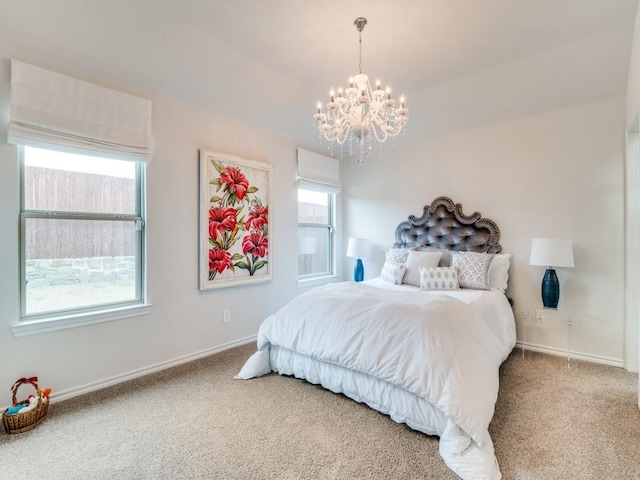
[199,150,273,290]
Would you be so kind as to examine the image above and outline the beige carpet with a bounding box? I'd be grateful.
[1,344,638,480]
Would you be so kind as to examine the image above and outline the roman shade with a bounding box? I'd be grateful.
[295,148,340,193]
[8,59,153,162]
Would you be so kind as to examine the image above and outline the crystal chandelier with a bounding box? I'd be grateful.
[313,17,409,164]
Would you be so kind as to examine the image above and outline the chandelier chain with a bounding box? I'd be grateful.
[355,17,367,74]
[358,28,362,74]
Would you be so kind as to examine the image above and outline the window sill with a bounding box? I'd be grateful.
[11,303,152,337]
[297,275,340,289]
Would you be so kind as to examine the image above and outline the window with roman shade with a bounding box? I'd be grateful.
[296,148,340,281]
[8,59,153,336]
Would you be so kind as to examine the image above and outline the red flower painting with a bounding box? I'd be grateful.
[205,154,270,282]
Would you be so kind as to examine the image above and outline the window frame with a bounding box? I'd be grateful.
[297,188,337,284]
[13,146,149,336]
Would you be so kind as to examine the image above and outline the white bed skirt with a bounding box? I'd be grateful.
[269,344,448,436]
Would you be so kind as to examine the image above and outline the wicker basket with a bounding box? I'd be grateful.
[2,377,49,434]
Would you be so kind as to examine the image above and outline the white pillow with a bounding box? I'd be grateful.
[403,250,442,287]
[450,251,494,290]
[419,266,460,291]
[385,247,413,265]
[380,262,407,285]
[418,246,452,267]
[488,253,511,292]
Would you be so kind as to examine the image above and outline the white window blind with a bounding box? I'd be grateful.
[296,148,341,193]
[8,59,153,163]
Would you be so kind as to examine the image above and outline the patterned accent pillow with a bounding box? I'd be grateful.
[403,250,442,287]
[451,251,495,290]
[380,261,407,285]
[419,266,460,291]
[385,247,413,265]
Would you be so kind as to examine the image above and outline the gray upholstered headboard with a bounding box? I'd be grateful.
[393,196,502,254]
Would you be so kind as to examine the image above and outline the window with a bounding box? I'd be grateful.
[20,146,145,319]
[295,148,340,282]
[298,188,334,279]
[7,60,153,335]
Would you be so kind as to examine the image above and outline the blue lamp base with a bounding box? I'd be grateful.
[541,268,559,309]
[354,258,364,282]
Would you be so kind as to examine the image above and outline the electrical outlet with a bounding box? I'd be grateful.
[520,310,529,321]
[223,309,231,323]
[536,309,544,324]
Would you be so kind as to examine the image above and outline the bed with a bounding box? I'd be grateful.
[237,197,516,480]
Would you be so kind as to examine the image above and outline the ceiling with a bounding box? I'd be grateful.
[0,0,638,149]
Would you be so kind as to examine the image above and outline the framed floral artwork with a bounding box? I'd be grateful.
[199,150,273,290]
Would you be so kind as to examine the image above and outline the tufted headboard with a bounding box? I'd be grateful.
[393,196,501,253]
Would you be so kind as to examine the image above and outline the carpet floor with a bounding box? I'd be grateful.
[1,344,638,479]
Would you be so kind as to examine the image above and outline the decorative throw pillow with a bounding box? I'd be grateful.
[451,251,495,290]
[418,246,452,267]
[403,250,442,287]
[385,247,413,265]
[419,266,460,291]
[380,262,407,285]
[487,253,512,292]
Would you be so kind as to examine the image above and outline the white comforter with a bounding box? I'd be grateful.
[237,281,515,480]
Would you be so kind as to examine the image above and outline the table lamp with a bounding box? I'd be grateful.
[346,237,371,282]
[529,238,574,309]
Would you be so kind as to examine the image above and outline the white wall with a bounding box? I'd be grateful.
[0,54,307,408]
[342,96,626,365]
[625,4,640,403]
[624,121,639,374]
[628,6,640,129]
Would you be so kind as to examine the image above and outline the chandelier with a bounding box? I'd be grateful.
[313,17,409,164]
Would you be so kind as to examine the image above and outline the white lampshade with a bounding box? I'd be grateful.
[346,237,371,258]
[530,238,574,268]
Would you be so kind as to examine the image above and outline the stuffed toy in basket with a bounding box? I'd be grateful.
[2,377,51,434]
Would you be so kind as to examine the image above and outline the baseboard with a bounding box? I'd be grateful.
[49,335,257,404]
[19,337,626,407]
[516,341,625,368]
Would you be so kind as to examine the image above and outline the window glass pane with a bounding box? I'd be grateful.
[24,147,136,214]
[24,217,138,315]
[298,227,329,276]
[298,189,329,224]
